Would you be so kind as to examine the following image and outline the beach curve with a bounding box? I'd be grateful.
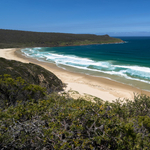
[1,48,150,102]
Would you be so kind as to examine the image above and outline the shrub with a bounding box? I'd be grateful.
[0,74,46,107]
[0,75,150,149]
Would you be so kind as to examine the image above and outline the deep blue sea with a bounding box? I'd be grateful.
[21,37,150,91]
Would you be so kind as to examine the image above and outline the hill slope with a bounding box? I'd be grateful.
[0,57,64,93]
[0,29,123,48]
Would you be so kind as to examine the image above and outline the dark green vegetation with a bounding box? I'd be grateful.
[0,74,47,108]
[0,75,150,149]
[0,57,64,94]
[1,58,150,149]
[0,29,123,48]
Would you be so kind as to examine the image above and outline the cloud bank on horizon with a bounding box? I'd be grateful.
[0,0,150,36]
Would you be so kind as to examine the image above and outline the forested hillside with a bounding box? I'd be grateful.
[0,29,123,48]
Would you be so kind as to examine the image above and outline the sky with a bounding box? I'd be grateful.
[0,0,150,36]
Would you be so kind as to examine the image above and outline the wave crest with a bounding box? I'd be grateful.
[21,48,150,84]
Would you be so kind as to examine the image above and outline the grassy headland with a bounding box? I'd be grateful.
[0,29,123,48]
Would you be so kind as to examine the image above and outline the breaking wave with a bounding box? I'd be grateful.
[21,48,150,84]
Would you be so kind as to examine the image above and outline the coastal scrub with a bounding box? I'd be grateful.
[0,75,150,149]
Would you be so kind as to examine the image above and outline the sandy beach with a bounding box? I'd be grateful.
[1,48,150,102]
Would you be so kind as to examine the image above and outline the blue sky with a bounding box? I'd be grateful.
[0,0,150,36]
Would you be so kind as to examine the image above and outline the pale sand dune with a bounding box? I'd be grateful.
[1,48,150,102]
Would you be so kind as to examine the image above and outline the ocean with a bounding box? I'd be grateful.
[21,37,150,91]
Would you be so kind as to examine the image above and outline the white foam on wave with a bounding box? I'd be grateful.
[46,53,94,67]
[21,48,150,84]
[33,47,42,50]
[115,65,150,73]
[58,63,150,84]
[115,65,150,80]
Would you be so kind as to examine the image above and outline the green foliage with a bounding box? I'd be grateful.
[138,116,150,131]
[0,75,150,149]
[0,57,64,93]
[0,74,46,107]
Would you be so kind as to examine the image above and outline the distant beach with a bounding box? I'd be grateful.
[1,48,150,102]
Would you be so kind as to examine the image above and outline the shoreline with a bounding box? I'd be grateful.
[1,48,150,102]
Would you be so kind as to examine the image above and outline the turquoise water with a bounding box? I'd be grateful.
[21,37,150,91]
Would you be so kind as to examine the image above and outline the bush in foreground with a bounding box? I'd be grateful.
[0,75,150,149]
